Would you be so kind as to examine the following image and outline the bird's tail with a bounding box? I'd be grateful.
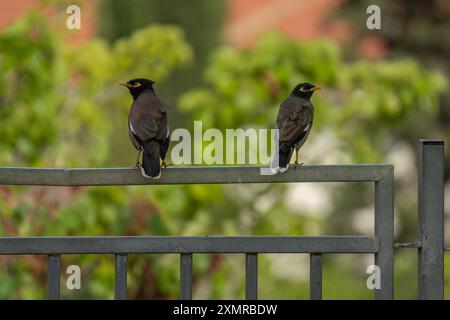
[141,152,161,179]
[279,150,293,169]
[277,141,295,171]
[140,139,161,179]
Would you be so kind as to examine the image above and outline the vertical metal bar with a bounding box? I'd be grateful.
[180,253,192,300]
[374,167,394,300]
[114,254,127,300]
[418,140,444,299]
[245,253,258,300]
[47,254,60,300]
[310,253,322,300]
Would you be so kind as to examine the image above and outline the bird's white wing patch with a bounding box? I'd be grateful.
[303,123,310,132]
[129,121,137,135]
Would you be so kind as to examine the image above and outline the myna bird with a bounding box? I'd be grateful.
[274,82,320,172]
[120,78,170,179]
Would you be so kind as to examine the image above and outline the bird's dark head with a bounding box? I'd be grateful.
[119,78,155,99]
[291,82,321,99]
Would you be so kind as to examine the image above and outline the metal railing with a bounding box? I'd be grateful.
[0,140,444,300]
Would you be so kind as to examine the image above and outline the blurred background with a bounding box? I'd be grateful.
[0,0,448,299]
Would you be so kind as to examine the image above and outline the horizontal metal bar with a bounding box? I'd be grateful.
[0,236,378,254]
[394,242,421,249]
[0,165,392,186]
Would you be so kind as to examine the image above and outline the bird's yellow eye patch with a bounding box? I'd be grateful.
[131,82,142,88]
[299,87,309,92]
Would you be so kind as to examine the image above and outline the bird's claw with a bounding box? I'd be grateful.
[293,161,305,170]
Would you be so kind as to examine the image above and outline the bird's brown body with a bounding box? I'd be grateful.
[276,95,314,150]
[128,90,169,152]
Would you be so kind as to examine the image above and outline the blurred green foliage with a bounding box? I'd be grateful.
[333,0,450,176]
[0,12,447,300]
[180,33,446,163]
[98,0,225,127]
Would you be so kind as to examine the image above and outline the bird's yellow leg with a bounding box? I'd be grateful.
[294,151,305,169]
[161,160,172,168]
[135,149,142,168]
[294,151,299,170]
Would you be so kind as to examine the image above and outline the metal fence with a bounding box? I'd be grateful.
[0,140,444,300]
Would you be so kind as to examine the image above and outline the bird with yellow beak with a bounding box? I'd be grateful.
[120,78,170,179]
[274,82,321,172]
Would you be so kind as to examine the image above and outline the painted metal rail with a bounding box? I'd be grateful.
[0,164,390,186]
[0,140,444,300]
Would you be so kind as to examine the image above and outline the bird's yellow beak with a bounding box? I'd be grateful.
[312,86,322,91]
[119,82,131,88]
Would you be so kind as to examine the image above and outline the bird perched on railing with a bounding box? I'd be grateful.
[273,82,321,173]
[120,78,169,179]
